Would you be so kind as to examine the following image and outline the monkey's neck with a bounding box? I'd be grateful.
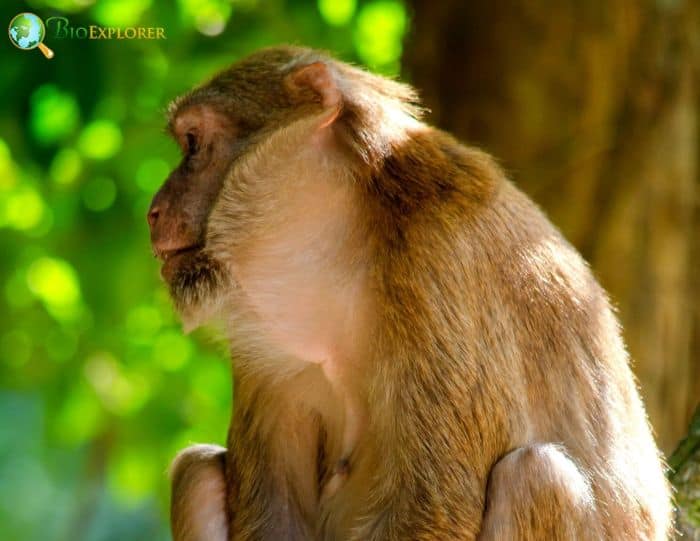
[229,348,370,533]
[226,262,374,518]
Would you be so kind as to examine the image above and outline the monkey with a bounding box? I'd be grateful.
[147,46,673,540]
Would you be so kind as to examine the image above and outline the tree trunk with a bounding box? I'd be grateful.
[404,0,699,453]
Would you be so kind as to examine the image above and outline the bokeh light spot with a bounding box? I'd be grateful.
[26,257,82,320]
[126,305,163,345]
[54,382,103,445]
[318,0,356,26]
[49,148,82,186]
[24,207,54,239]
[82,176,117,211]
[354,1,407,74]
[30,85,80,145]
[142,51,170,80]
[136,158,169,193]
[108,447,158,504]
[34,0,96,11]
[85,352,151,415]
[154,330,192,371]
[91,0,153,27]
[1,185,45,230]
[178,0,232,36]
[78,120,123,160]
[0,139,18,189]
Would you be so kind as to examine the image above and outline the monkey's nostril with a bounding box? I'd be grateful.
[147,207,160,228]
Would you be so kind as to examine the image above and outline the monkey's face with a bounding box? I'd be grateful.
[148,50,369,338]
[147,104,242,317]
[148,105,339,330]
[148,48,325,324]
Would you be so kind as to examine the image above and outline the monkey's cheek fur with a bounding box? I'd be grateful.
[164,250,226,312]
[160,247,198,283]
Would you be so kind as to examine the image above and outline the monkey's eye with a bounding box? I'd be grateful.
[185,132,199,156]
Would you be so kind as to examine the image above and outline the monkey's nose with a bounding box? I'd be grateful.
[147,206,160,229]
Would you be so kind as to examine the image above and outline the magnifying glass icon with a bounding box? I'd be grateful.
[8,12,55,59]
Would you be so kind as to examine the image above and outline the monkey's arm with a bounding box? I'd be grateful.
[170,444,229,541]
[477,444,602,541]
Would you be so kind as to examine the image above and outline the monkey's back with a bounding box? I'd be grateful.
[366,129,672,539]
[482,181,671,537]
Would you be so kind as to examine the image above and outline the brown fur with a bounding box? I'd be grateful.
[149,46,672,541]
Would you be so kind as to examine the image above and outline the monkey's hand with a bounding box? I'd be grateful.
[477,444,602,540]
[170,444,228,541]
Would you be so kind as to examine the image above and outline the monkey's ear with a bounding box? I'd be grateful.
[285,62,342,120]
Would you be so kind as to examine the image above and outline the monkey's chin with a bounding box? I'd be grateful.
[162,249,228,332]
[161,246,201,282]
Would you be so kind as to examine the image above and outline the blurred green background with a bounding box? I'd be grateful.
[0,0,407,539]
[2,0,700,539]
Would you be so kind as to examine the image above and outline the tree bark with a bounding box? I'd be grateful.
[404,0,699,453]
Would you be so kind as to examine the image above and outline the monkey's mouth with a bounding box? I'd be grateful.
[159,244,203,281]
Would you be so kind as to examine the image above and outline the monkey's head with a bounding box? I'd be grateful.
[148,46,421,333]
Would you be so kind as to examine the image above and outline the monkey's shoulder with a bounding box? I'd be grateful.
[373,127,503,215]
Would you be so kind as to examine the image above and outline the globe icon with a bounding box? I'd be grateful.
[8,12,54,58]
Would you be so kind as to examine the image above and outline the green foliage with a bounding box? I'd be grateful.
[318,0,357,26]
[0,0,408,539]
[30,85,81,145]
[669,406,700,534]
[354,1,407,74]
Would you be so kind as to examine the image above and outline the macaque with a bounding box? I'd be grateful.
[147,46,672,540]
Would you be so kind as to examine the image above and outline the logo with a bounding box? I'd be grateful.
[8,12,54,59]
[8,12,167,58]
[45,17,166,41]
